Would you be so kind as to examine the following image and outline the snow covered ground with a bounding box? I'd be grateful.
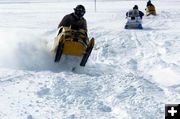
[0,0,180,119]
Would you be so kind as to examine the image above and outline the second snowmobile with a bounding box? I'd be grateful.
[125,9,143,29]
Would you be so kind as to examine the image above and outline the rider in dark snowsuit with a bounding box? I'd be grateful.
[126,5,144,19]
[58,5,87,32]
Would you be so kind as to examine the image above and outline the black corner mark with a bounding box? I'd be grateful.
[165,104,180,119]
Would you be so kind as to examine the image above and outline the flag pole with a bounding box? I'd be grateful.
[95,0,96,12]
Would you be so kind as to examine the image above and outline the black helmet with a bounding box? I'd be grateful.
[133,5,138,10]
[147,0,152,6]
[74,5,86,18]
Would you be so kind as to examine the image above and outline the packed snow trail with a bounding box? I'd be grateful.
[0,1,180,119]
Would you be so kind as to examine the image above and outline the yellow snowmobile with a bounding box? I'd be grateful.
[145,5,156,16]
[52,26,95,66]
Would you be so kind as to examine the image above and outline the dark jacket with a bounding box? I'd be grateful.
[139,11,144,19]
[58,13,87,32]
